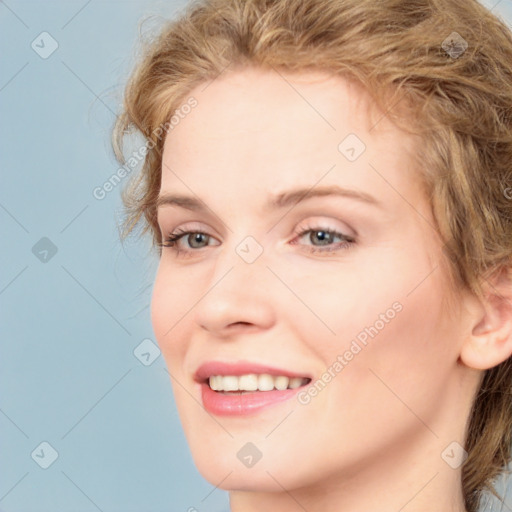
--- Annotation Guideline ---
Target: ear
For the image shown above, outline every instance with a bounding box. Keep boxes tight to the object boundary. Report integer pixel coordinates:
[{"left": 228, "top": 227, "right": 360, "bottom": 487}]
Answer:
[{"left": 459, "top": 268, "right": 512, "bottom": 370}]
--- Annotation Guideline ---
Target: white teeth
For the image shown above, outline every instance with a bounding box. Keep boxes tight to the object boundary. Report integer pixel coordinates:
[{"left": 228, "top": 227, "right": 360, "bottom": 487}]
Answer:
[
  {"left": 208, "top": 374, "right": 308, "bottom": 392},
  {"left": 288, "top": 377, "right": 303, "bottom": 389},
  {"left": 223, "top": 375, "right": 238, "bottom": 391},
  {"left": 258, "top": 374, "right": 274, "bottom": 391},
  {"left": 210, "top": 375, "right": 220, "bottom": 391},
  {"left": 274, "top": 376, "right": 289, "bottom": 390},
  {"left": 239, "top": 374, "right": 258, "bottom": 391}
]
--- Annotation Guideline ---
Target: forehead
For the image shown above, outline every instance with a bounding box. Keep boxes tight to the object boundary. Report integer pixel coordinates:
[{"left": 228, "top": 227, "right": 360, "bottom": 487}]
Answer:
[{"left": 160, "top": 67, "right": 420, "bottom": 206}]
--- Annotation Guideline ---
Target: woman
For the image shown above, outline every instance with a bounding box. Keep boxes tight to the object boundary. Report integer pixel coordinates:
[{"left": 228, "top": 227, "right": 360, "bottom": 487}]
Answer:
[{"left": 112, "top": 0, "right": 512, "bottom": 510}]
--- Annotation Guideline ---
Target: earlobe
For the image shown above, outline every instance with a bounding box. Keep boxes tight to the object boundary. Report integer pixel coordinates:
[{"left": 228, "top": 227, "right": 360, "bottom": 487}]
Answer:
[{"left": 459, "top": 270, "right": 512, "bottom": 371}]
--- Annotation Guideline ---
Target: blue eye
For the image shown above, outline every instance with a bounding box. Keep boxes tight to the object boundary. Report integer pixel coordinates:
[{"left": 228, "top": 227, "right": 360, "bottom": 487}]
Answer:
[
  {"left": 159, "top": 229, "right": 212, "bottom": 255},
  {"left": 292, "top": 226, "right": 355, "bottom": 254},
  {"left": 159, "top": 225, "right": 356, "bottom": 256}
]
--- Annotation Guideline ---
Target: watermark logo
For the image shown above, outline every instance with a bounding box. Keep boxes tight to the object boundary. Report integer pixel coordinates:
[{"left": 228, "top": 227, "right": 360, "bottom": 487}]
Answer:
[
  {"left": 441, "top": 441, "right": 468, "bottom": 469},
  {"left": 237, "top": 442, "right": 263, "bottom": 468},
  {"left": 31, "top": 441, "right": 59, "bottom": 469},
  {"left": 32, "top": 237, "right": 58, "bottom": 263},
  {"left": 133, "top": 338, "right": 161, "bottom": 366},
  {"left": 236, "top": 236, "right": 264, "bottom": 264},
  {"left": 31, "top": 32, "right": 59, "bottom": 59},
  {"left": 338, "top": 133, "right": 366, "bottom": 162},
  {"left": 442, "top": 32, "right": 468, "bottom": 59}
]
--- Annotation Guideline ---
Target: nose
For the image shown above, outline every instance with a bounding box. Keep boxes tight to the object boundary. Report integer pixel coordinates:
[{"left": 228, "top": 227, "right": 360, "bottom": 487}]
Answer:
[{"left": 193, "top": 247, "right": 276, "bottom": 338}]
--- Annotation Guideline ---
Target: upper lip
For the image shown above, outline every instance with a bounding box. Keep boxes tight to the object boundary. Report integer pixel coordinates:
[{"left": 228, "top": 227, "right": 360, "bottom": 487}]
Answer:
[{"left": 194, "top": 361, "right": 313, "bottom": 383}]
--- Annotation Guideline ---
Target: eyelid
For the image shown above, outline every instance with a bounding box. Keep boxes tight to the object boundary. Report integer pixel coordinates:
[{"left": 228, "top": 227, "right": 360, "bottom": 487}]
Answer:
[
  {"left": 159, "top": 220, "right": 218, "bottom": 239},
  {"left": 293, "top": 216, "right": 356, "bottom": 239},
  {"left": 160, "top": 217, "right": 357, "bottom": 256},
  {"left": 159, "top": 216, "right": 354, "bottom": 239}
]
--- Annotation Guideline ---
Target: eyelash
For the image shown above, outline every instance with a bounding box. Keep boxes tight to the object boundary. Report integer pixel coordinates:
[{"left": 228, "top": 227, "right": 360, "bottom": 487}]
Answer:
[{"left": 158, "top": 223, "right": 356, "bottom": 257}]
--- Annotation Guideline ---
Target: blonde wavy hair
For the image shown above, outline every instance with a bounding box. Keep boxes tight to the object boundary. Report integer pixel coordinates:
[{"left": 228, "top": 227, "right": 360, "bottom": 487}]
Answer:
[{"left": 112, "top": 0, "right": 512, "bottom": 510}]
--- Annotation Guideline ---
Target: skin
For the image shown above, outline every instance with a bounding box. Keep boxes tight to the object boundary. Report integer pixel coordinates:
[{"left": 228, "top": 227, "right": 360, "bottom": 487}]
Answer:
[{"left": 151, "top": 66, "right": 512, "bottom": 512}]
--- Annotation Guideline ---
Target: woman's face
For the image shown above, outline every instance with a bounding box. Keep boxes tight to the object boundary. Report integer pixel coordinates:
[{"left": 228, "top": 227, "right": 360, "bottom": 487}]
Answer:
[{"left": 152, "top": 67, "right": 473, "bottom": 496}]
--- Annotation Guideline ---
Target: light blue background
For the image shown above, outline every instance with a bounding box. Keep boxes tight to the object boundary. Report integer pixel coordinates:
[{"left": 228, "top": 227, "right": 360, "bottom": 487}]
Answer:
[{"left": 1, "top": 1, "right": 511, "bottom": 511}]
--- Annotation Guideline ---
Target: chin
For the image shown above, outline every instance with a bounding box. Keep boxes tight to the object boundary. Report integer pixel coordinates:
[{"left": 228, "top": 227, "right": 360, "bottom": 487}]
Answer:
[
  {"left": 188, "top": 436, "right": 319, "bottom": 493},
  {"left": 196, "top": 461, "right": 297, "bottom": 492}
]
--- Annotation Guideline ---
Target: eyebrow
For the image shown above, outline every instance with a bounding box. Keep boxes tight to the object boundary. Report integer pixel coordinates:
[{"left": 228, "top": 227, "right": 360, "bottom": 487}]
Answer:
[{"left": 156, "top": 185, "right": 382, "bottom": 212}]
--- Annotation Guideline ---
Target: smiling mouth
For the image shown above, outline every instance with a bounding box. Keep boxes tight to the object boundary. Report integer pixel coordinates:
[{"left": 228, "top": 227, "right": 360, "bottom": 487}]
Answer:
[{"left": 208, "top": 374, "right": 311, "bottom": 393}]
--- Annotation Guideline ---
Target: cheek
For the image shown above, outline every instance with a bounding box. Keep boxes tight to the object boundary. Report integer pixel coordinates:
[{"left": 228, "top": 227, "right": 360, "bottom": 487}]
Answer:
[
  {"left": 283, "top": 249, "right": 418, "bottom": 358},
  {"left": 319, "top": 279, "right": 457, "bottom": 444},
  {"left": 150, "top": 262, "right": 193, "bottom": 367},
  {"left": 293, "top": 246, "right": 458, "bottom": 418}
]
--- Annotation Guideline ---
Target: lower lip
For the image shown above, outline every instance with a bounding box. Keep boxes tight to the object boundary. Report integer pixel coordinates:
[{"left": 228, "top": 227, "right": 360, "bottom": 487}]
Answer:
[{"left": 200, "top": 382, "right": 304, "bottom": 416}]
